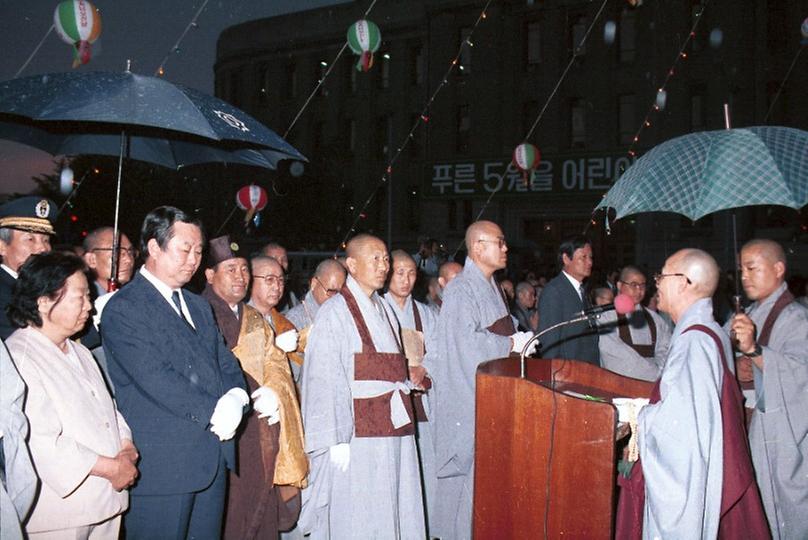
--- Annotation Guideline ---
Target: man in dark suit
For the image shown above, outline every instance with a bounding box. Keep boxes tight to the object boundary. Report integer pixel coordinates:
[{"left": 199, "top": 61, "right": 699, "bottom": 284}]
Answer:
[
  {"left": 0, "top": 196, "right": 55, "bottom": 339},
  {"left": 101, "top": 206, "right": 248, "bottom": 539},
  {"left": 537, "top": 235, "right": 600, "bottom": 365}
]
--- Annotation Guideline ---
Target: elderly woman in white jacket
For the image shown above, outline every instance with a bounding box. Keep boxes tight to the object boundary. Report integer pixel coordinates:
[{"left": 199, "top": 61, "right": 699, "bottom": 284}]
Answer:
[{"left": 5, "top": 252, "right": 138, "bottom": 539}]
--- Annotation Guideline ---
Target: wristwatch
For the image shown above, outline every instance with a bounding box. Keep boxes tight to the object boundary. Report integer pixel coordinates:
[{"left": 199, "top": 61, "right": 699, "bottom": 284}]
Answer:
[{"left": 744, "top": 344, "right": 762, "bottom": 358}]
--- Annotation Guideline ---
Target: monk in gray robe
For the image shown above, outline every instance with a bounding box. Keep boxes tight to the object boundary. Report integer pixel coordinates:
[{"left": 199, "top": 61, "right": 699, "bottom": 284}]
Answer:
[
  {"left": 299, "top": 234, "right": 425, "bottom": 539},
  {"left": 599, "top": 266, "right": 671, "bottom": 381},
  {"left": 729, "top": 239, "right": 808, "bottom": 539},
  {"left": 617, "top": 249, "right": 768, "bottom": 539},
  {"left": 424, "top": 221, "right": 536, "bottom": 539},
  {"left": 381, "top": 249, "right": 438, "bottom": 535}
]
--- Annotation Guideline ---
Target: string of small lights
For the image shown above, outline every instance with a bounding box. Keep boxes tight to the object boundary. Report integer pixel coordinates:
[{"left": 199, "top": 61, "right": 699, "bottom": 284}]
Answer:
[
  {"left": 624, "top": 0, "right": 711, "bottom": 160},
  {"left": 335, "top": 0, "right": 496, "bottom": 256},
  {"left": 763, "top": 46, "right": 805, "bottom": 123},
  {"left": 284, "top": 0, "right": 381, "bottom": 139},
  {"left": 155, "top": 0, "right": 211, "bottom": 77}
]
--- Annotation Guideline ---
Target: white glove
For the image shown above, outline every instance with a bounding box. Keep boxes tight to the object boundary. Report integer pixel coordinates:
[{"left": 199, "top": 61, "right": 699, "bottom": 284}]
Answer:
[
  {"left": 92, "top": 290, "right": 117, "bottom": 330},
  {"left": 511, "top": 331, "right": 538, "bottom": 355},
  {"left": 275, "top": 329, "right": 299, "bottom": 353},
  {"left": 209, "top": 388, "right": 249, "bottom": 441},
  {"left": 329, "top": 443, "right": 350, "bottom": 472},
  {"left": 251, "top": 387, "right": 280, "bottom": 426}
]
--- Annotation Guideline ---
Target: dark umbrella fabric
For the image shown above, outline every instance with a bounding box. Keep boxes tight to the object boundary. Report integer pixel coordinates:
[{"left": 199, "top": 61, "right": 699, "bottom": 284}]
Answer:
[{"left": 0, "top": 71, "right": 306, "bottom": 164}]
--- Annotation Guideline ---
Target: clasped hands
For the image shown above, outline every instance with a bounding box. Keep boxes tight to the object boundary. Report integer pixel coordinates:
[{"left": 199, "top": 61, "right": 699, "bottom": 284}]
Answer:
[
  {"left": 511, "top": 331, "right": 538, "bottom": 356},
  {"left": 93, "top": 438, "right": 139, "bottom": 491}
]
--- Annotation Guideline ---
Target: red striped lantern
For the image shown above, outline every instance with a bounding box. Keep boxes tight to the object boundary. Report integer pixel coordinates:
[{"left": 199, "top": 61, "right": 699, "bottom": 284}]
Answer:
[
  {"left": 512, "top": 143, "right": 541, "bottom": 184},
  {"left": 236, "top": 184, "right": 268, "bottom": 224}
]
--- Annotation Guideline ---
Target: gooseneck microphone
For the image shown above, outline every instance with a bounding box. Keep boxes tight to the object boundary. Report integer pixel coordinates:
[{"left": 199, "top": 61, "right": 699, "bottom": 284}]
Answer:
[{"left": 519, "top": 293, "right": 635, "bottom": 378}]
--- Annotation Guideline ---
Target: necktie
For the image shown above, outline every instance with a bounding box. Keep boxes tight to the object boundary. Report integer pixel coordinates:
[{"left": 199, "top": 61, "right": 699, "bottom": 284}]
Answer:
[
  {"left": 171, "top": 290, "right": 191, "bottom": 326},
  {"left": 579, "top": 284, "right": 589, "bottom": 307}
]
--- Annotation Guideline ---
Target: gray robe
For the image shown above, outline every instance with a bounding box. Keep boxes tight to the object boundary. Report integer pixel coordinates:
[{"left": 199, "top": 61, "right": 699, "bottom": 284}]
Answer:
[
  {"left": 382, "top": 293, "right": 438, "bottom": 535},
  {"left": 730, "top": 282, "right": 808, "bottom": 539},
  {"left": 638, "top": 298, "right": 725, "bottom": 539},
  {"left": 423, "top": 258, "right": 512, "bottom": 540},
  {"left": 299, "top": 275, "right": 425, "bottom": 539},
  {"left": 598, "top": 306, "right": 671, "bottom": 382},
  {"left": 0, "top": 340, "right": 37, "bottom": 540},
  {"left": 285, "top": 291, "right": 320, "bottom": 383}
]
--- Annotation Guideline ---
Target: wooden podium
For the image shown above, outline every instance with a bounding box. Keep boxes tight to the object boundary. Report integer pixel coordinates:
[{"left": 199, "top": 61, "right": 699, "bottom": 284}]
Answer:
[{"left": 473, "top": 357, "right": 653, "bottom": 539}]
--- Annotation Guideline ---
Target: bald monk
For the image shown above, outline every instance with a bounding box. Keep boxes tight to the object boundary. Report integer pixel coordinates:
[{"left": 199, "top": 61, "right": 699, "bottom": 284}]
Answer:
[
  {"left": 426, "top": 261, "right": 462, "bottom": 313},
  {"left": 299, "top": 234, "right": 425, "bottom": 538},
  {"left": 425, "top": 220, "right": 536, "bottom": 539},
  {"left": 617, "top": 249, "right": 768, "bottom": 539},
  {"left": 729, "top": 239, "right": 808, "bottom": 539}
]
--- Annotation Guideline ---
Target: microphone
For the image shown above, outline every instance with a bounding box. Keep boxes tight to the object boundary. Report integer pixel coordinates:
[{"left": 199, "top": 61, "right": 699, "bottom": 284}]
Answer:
[
  {"left": 518, "top": 293, "right": 634, "bottom": 378},
  {"left": 578, "top": 293, "right": 635, "bottom": 318}
]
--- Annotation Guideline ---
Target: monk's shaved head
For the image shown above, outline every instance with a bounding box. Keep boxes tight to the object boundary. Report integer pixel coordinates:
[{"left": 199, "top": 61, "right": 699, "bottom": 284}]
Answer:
[
  {"left": 620, "top": 265, "right": 644, "bottom": 282},
  {"left": 314, "top": 258, "right": 346, "bottom": 280},
  {"left": 741, "top": 239, "right": 786, "bottom": 266},
  {"left": 391, "top": 249, "right": 415, "bottom": 266},
  {"left": 671, "top": 248, "right": 720, "bottom": 297},
  {"left": 346, "top": 234, "right": 383, "bottom": 259},
  {"left": 465, "top": 220, "right": 498, "bottom": 249},
  {"left": 439, "top": 261, "right": 462, "bottom": 280}
]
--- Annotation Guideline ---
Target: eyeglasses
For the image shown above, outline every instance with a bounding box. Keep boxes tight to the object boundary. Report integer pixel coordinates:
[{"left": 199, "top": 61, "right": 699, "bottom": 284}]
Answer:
[
  {"left": 253, "top": 274, "right": 286, "bottom": 286},
  {"left": 620, "top": 280, "right": 647, "bottom": 290},
  {"left": 314, "top": 276, "right": 340, "bottom": 297},
  {"left": 477, "top": 237, "right": 507, "bottom": 249},
  {"left": 92, "top": 247, "right": 136, "bottom": 257},
  {"left": 653, "top": 272, "right": 692, "bottom": 285}
]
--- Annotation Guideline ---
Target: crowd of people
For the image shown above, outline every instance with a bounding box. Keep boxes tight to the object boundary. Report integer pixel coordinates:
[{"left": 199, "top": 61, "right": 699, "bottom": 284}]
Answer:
[{"left": 0, "top": 194, "right": 806, "bottom": 540}]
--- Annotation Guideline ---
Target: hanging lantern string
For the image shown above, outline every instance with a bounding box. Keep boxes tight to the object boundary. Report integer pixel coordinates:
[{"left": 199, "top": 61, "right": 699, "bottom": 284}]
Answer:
[
  {"left": 764, "top": 45, "right": 805, "bottom": 123},
  {"left": 14, "top": 24, "right": 55, "bottom": 79},
  {"left": 285, "top": 0, "right": 381, "bottom": 139},
  {"left": 463, "top": 0, "right": 609, "bottom": 255},
  {"left": 56, "top": 168, "right": 93, "bottom": 218},
  {"left": 335, "top": 0, "right": 495, "bottom": 256},
  {"left": 625, "top": 0, "right": 711, "bottom": 158},
  {"left": 154, "top": 0, "right": 211, "bottom": 76}
]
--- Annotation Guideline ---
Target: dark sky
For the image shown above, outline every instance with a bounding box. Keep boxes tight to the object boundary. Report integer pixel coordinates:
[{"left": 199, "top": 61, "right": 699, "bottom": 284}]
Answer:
[{"left": 0, "top": 0, "right": 347, "bottom": 193}]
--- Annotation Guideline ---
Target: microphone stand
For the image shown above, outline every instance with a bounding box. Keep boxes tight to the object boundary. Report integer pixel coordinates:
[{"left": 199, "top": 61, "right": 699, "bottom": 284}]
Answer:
[{"left": 520, "top": 313, "right": 602, "bottom": 378}]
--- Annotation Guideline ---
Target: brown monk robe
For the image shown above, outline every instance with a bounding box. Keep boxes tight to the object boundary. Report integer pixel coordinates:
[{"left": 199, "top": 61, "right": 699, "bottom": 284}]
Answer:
[
  {"left": 203, "top": 286, "right": 307, "bottom": 539},
  {"left": 202, "top": 237, "right": 307, "bottom": 537},
  {"left": 269, "top": 307, "right": 306, "bottom": 371}
]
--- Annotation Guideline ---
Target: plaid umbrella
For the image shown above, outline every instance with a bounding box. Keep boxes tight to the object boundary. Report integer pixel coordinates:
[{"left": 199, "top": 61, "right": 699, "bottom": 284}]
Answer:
[{"left": 596, "top": 126, "right": 808, "bottom": 220}]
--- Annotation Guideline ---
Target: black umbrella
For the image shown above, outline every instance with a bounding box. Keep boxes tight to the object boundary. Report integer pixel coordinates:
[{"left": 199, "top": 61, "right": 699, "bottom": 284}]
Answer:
[{"left": 0, "top": 68, "right": 306, "bottom": 290}]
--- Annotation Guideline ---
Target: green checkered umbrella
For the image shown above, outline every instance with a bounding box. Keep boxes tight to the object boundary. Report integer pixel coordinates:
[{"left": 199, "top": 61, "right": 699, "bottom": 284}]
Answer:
[{"left": 596, "top": 126, "right": 808, "bottom": 220}]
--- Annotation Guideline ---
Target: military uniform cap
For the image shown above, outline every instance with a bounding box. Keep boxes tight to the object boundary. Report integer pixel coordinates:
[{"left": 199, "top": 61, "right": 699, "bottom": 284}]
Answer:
[
  {"left": 207, "top": 235, "right": 243, "bottom": 268},
  {"left": 0, "top": 196, "right": 57, "bottom": 235}
]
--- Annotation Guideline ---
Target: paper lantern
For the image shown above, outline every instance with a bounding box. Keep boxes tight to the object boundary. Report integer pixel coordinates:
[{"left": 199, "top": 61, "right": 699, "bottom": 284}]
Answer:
[
  {"left": 54, "top": 0, "right": 102, "bottom": 68},
  {"left": 347, "top": 20, "right": 381, "bottom": 72},
  {"left": 512, "top": 143, "right": 541, "bottom": 184},
  {"left": 236, "top": 184, "right": 268, "bottom": 224}
]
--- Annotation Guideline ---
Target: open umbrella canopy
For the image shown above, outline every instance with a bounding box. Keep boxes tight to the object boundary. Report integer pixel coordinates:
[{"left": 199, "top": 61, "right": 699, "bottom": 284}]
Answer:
[
  {"left": 0, "top": 70, "right": 306, "bottom": 164},
  {"left": 596, "top": 126, "right": 808, "bottom": 221}
]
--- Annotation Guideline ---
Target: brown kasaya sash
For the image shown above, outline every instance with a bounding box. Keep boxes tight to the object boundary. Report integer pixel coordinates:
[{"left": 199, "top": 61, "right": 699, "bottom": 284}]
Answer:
[
  {"left": 618, "top": 308, "right": 657, "bottom": 359},
  {"left": 615, "top": 325, "right": 770, "bottom": 540},
  {"left": 488, "top": 281, "right": 516, "bottom": 337},
  {"left": 341, "top": 285, "right": 415, "bottom": 438},
  {"left": 739, "top": 288, "right": 794, "bottom": 391},
  {"left": 411, "top": 301, "right": 431, "bottom": 422}
]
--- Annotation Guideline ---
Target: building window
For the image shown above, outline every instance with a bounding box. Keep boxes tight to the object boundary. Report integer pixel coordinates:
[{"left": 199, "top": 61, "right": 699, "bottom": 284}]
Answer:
[
  {"left": 570, "top": 99, "right": 586, "bottom": 148},
  {"left": 690, "top": 93, "right": 704, "bottom": 132},
  {"left": 257, "top": 65, "right": 269, "bottom": 103},
  {"left": 458, "top": 27, "right": 472, "bottom": 75},
  {"left": 228, "top": 69, "right": 242, "bottom": 107},
  {"left": 344, "top": 57, "right": 358, "bottom": 94},
  {"left": 317, "top": 60, "right": 329, "bottom": 97},
  {"left": 410, "top": 45, "right": 424, "bottom": 86},
  {"left": 619, "top": 10, "right": 636, "bottom": 62},
  {"left": 456, "top": 104, "right": 471, "bottom": 153},
  {"left": 618, "top": 94, "right": 635, "bottom": 145},
  {"left": 571, "top": 16, "right": 587, "bottom": 56},
  {"left": 526, "top": 21, "right": 542, "bottom": 67},
  {"left": 522, "top": 100, "right": 538, "bottom": 139},
  {"left": 284, "top": 63, "right": 297, "bottom": 99},
  {"left": 376, "top": 115, "right": 393, "bottom": 158},
  {"left": 378, "top": 52, "right": 391, "bottom": 89}
]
